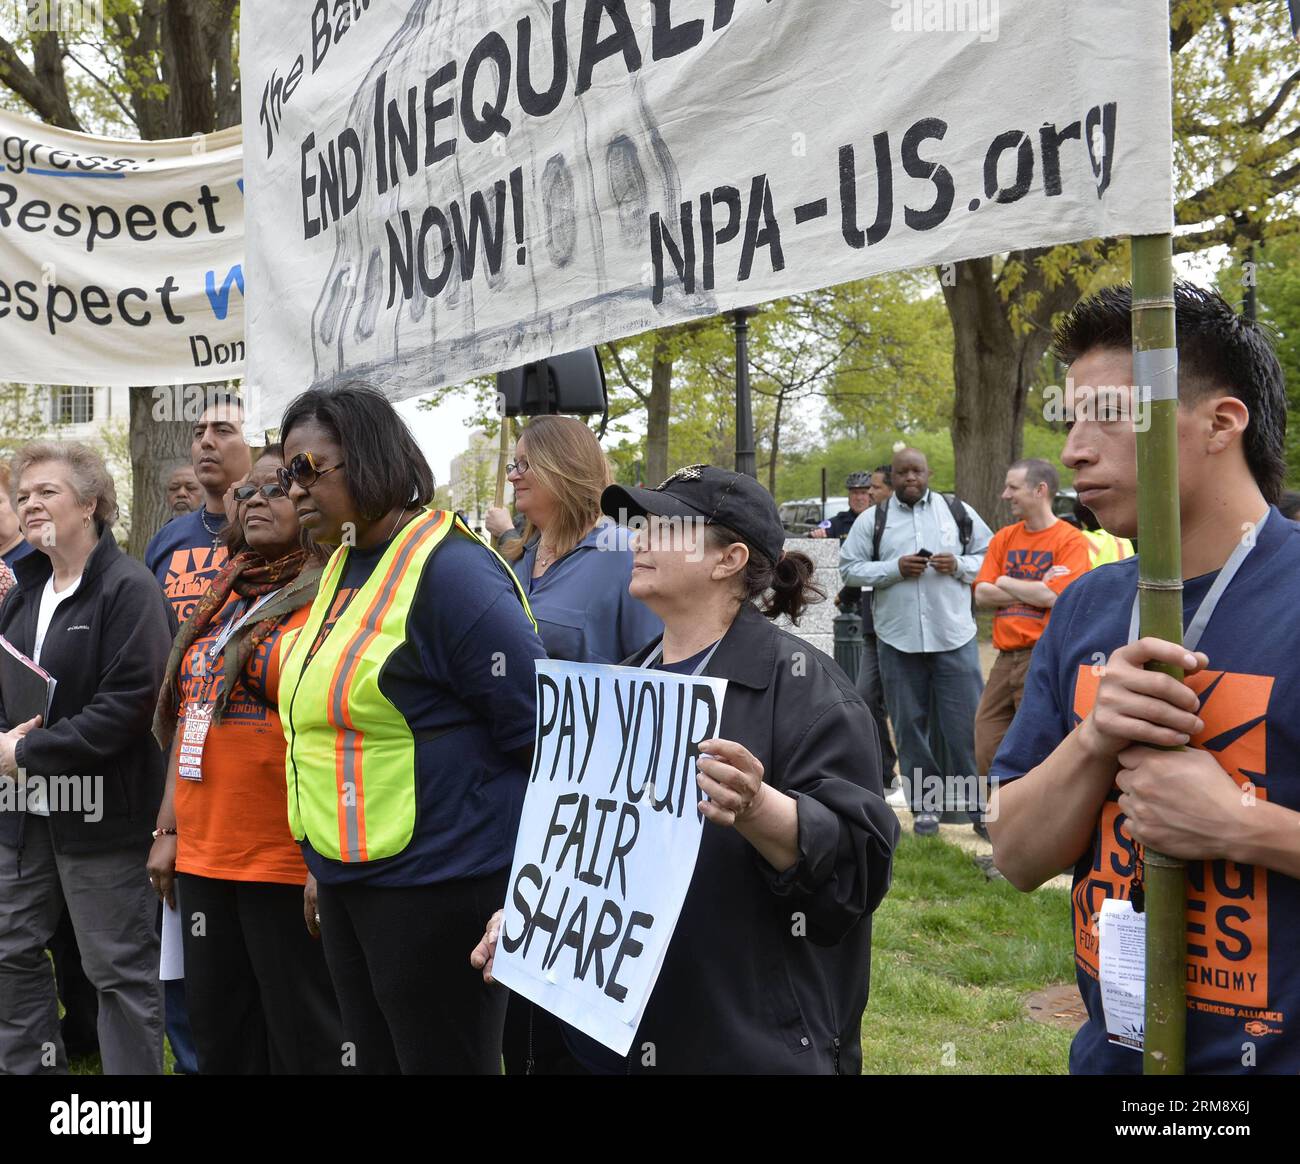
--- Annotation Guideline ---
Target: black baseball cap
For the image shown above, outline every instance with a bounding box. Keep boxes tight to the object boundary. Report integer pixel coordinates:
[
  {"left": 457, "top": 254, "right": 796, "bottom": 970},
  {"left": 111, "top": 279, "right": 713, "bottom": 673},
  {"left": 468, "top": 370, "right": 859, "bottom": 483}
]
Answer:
[{"left": 601, "top": 465, "right": 787, "bottom": 564}]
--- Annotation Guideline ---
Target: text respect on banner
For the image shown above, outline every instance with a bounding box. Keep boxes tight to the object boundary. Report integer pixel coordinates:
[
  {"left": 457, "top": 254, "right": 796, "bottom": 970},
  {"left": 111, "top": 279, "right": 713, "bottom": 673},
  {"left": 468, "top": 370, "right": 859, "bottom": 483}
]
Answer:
[
  {"left": 491, "top": 659, "right": 727, "bottom": 1056},
  {"left": 0, "top": 110, "right": 244, "bottom": 386},
  {"left": 240, "top": 0, "right": 1174, "bottom": 427}
]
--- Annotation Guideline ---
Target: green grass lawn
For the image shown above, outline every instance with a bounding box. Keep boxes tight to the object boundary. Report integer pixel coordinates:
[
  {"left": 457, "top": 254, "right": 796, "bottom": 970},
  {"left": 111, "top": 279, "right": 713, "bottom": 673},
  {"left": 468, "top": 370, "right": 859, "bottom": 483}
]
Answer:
[
  {"left": 861, "top": 833, "right": 1077, "bottom": 1074},
  {"left": 64, "top": 833, "right": 1075, "bottom": 1076}
]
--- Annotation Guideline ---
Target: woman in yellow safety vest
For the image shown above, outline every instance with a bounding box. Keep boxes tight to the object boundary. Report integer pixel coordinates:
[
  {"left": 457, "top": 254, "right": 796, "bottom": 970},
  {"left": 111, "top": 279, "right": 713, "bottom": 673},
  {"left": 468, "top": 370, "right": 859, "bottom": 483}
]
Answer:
[
  {"left": 1073, "top": 499, "right": 1134, "bottom": 566},
  {"left": 276, "top": 384, "right": 546, "bottom": 1075}
]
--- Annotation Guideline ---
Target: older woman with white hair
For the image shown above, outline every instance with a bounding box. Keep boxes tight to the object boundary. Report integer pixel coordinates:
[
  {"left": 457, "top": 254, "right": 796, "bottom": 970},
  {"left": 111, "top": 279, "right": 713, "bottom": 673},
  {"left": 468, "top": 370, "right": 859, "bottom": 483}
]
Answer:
[{"left": 0, "top": 441, "right": 173, "bottom": 1074}]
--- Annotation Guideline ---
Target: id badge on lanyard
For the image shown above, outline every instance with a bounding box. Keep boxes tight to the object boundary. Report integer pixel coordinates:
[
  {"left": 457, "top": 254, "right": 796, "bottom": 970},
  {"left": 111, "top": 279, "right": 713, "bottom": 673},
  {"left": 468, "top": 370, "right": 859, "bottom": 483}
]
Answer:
[
  {"left": 177, "top": 591, "right": 280, "bottom": 782},
  {"left": 178, "top": 701, "right": 213, "bottom": 782}
]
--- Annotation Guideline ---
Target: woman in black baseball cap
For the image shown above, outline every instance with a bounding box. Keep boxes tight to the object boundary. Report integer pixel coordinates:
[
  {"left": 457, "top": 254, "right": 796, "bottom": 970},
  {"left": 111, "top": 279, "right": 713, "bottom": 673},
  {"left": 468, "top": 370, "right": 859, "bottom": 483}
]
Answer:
[{"left": 473, "top": 465, "right": 898, "bottom": 1074}]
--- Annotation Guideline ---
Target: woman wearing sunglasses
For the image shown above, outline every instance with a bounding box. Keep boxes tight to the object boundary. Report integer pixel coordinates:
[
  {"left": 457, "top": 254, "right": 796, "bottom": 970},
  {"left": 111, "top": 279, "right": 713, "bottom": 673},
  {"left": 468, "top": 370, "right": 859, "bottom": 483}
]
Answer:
[
  {"left": 148, "top": 447, "right": 343, "bottom": 1073},
  {"left": 276, "top": 385, "right": 546, "bottom": 1074}
]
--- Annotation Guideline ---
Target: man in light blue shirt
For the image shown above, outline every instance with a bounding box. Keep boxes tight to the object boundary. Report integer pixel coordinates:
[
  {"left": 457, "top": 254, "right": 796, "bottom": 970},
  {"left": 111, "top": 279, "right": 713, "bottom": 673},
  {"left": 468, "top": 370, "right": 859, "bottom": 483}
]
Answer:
[{"left": 840, "top": 448, "right": 992, "bottom": 835}]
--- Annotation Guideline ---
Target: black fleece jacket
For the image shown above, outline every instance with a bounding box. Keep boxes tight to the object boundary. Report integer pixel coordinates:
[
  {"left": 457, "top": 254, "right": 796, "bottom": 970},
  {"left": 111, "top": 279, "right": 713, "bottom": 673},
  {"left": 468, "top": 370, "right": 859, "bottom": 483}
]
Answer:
[{"left": 0, "top": 525, "right": 173, "bottom": 855}]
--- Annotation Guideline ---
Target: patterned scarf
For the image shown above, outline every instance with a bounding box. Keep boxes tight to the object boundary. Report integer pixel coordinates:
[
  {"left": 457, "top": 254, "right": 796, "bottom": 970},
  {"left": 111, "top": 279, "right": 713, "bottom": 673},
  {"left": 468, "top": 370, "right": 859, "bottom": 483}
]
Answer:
[{"left": 153, "top": 548, "right": 320, "bottom": 751}]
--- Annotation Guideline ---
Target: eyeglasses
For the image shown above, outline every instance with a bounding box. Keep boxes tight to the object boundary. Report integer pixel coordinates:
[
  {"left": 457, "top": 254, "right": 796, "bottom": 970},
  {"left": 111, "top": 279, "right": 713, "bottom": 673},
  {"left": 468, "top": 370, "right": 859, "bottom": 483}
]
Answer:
[
  {"left": 277, "top": 451, "right": 342, "bottom": 492},
  {"left": 233, "top": 482, "right": 289, "bottom": 503},
  {"left": 506, "top": 459, "right": 530, "bottom": 476}
]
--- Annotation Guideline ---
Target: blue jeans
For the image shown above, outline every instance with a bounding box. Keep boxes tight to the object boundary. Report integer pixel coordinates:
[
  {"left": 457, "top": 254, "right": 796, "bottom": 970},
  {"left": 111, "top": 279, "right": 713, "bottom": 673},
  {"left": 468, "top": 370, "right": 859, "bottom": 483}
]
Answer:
[
  {"left": 165, "top": 975, "right": 199, "bottom": 1075},
  {"left": 877, "top": 636, "right": 985, "bottom": 815}
]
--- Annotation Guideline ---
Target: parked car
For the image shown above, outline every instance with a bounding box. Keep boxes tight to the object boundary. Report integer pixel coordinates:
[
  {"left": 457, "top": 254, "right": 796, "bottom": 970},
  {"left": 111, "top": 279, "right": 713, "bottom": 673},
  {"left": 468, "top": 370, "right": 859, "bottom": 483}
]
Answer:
[
  {"left": 1053, "top": 487, "right": 1078, "bottom": 520},
  {"left": 779, "top": 496, "right": 849, "bottom": 536}
]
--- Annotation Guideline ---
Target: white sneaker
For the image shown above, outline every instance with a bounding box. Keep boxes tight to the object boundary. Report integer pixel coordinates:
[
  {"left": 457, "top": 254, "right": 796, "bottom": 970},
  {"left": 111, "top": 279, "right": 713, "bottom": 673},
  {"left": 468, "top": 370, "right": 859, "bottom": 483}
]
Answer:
[{"left": 886, "top": 785, "right": 907, "bottom": 808}]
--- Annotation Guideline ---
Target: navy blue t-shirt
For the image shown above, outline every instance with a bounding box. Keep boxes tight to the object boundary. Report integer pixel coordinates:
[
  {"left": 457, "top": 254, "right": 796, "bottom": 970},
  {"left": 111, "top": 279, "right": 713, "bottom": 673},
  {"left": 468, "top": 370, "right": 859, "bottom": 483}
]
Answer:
[
  {"left": 299, "top": 529, "right": 546, "bottom": 887},
  {"left": 991, "top": 507, "right": 1300, "bottom": 1074},
  {"left": 144, "top": 507, "right": 228, "bottom": 623},
  {"left": 1, "top": 540, "right": 34, "bottom": 571}
]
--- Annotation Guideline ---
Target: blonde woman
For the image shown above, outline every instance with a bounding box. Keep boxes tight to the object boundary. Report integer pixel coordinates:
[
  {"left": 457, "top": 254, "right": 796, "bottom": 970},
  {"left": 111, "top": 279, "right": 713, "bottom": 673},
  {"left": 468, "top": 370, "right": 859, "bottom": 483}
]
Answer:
[
  {"left": 487, "top": 416, "right": 661, "bottom": 666},
  {"left": 485, "top": 416, "right": 660, "bottom": 1073}
]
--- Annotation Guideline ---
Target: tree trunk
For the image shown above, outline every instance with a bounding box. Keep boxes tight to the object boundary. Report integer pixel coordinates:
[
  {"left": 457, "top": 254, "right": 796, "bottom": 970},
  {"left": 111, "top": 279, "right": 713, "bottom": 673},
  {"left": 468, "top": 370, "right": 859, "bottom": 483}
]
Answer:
[
  {"left": 646, "top": 336, "right": 672, "bottom": 486},
  {"left": 164, "top": 0, "right": 217, "bottom": 134},
  {"left": 768, "top": 389, "right": 785, "bottom": 497},
  {"left": 31, "top": 31, "right": 81, "bottom": 129},
  {"left": 128, "top": 386, "right": 194, "bottom": 558},
  {"left": 942, "top": 256, "right": 1079, "bottom": 529},
  {"left": 121, "top": 3, "right": 239, "bottom": 557}
]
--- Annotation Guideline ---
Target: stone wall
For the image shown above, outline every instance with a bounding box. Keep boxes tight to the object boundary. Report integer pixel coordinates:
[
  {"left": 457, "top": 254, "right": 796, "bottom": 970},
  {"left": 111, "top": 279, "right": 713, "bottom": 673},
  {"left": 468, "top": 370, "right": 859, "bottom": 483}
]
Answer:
[{"left": 768, "top": 536, "right": 841, "bottom": 660}]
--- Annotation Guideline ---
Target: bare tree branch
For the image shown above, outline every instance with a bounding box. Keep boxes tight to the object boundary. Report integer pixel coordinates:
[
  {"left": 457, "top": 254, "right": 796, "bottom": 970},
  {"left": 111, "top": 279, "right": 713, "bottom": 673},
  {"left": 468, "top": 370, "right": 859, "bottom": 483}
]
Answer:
[
  {"left": 603, "top": 343, "right": 649, "bottom": 404},
  {"left": 63, "top": 50, "right": 138, "bottom": 127},
  {"left": 0, "top": 32, "right": 82, "bottom": 129}
]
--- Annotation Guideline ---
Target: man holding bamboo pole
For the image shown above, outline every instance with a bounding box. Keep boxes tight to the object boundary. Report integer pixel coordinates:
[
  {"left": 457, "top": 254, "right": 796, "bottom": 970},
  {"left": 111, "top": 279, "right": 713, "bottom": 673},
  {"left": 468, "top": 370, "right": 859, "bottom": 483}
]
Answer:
[{"left": 987, "top": 282, "right": 1300, "bottom": 1075}]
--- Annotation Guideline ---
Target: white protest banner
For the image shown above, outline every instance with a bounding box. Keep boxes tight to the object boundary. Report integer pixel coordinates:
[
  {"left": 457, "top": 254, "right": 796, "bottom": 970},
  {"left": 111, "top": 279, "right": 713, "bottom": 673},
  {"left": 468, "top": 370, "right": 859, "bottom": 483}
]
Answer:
[
  {"left": 0, "top": 109, "right": 244, "bottom": 386},
  {"left": 240, "top": 0, "right": 1173, "bottom": 426},
  {"left": 492, "top": 658, "right": 727, "bottom": 1055}
]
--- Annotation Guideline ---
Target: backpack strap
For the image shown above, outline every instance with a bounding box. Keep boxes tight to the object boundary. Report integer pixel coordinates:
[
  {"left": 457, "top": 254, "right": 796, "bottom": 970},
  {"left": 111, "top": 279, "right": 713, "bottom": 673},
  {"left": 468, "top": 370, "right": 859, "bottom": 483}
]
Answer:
[
  {"left": 946, "top": 493, "right": 973, "bottom": 555},
  {"left": 871, "top": 497, "right": 889, "bottom": 561},
  {"left": 872, "top": 493, "right": 973, "bottom": 557}
]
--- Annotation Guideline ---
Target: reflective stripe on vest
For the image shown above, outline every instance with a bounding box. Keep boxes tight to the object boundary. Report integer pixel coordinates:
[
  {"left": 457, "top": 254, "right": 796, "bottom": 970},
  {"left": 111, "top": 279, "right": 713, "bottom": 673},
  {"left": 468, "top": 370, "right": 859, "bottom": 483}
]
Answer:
[
  {"left": 278, "top": 509, "right": 536, "bottom": 863},
  {"left": 1082, "top": 528, "right": 1133, "bottom": 567}
]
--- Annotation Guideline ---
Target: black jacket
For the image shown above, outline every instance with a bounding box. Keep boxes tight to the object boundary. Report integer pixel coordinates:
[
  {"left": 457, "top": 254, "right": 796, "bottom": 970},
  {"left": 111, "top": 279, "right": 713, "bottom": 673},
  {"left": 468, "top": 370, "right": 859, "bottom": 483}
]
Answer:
[
  {"left": 0, "top": 525, "right": 174, "bottom": 856},
  {"left": 619, "top": 603, "right": 898, "bottom": 1073},
  {"left": 827, "top": 508, "right": 866, "bottom": 618}
]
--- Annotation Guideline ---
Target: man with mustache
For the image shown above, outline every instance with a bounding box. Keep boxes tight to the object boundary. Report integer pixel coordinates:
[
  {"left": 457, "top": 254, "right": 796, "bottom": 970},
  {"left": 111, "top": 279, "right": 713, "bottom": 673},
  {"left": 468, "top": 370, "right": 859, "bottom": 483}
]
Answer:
[
  {"left": 143, "top": 389, "right": 252, "bottom": 1075},
  {"left": 145, "top": 394, "right": 253, "bottom": 623},
  {"left": 164, "top": 462, "right": 202, "bottom": 518}
]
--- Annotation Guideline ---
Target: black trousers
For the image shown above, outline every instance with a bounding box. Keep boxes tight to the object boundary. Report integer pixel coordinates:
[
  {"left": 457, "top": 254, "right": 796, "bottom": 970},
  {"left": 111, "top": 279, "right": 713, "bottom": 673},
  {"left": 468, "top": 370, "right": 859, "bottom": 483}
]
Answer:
[
  {"left": 502, "top": 995, "right": 576, "bottom": 1075},
  {"left": 316, "top": 868, "right": 509, "bottom": 1075},
  {"left": 176, "top": 873, "right": 343, "bottom": 1074}
]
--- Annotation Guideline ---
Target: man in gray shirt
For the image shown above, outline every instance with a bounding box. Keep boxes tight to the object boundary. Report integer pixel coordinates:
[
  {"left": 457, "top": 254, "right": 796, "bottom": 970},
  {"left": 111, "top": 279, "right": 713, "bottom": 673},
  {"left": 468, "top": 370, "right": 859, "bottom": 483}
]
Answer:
[{"left": 840, "top": 448, "right": 992, "bottom": 835}]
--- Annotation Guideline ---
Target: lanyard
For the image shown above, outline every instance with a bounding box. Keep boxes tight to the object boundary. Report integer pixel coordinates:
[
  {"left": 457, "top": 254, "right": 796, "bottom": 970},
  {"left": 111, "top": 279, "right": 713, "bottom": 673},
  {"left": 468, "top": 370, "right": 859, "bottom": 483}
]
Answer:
[
  {"left": 206, "top": 589, "right": 282, "bottom": 662},
  {"left": 640, "top": 639, "right": 722, "bottom": 676},
  {"left": 1126, "top": 510, "right": 1269, "bottom": 651}
]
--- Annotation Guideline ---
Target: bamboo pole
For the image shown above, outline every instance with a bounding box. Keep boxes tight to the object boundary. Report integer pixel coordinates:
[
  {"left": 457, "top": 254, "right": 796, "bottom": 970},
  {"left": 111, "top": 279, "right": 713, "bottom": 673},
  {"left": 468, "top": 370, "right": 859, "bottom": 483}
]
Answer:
[
  {"left": 494, "top": 417, "right": 512, "bottom": 509},
  {"left": 1131, "top": 233, "right": 1186, "bottom": 1075}
]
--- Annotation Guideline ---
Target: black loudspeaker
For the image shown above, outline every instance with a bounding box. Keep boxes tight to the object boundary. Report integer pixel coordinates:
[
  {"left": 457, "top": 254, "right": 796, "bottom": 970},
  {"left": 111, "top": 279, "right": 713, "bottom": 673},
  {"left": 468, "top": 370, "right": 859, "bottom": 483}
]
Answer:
[{"left": 496, "top": 348, "right": 608, "bottom": 417}]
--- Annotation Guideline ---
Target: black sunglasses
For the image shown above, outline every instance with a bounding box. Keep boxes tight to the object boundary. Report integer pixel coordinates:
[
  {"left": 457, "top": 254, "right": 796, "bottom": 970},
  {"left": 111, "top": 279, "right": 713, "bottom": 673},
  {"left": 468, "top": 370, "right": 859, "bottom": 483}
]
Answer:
[
  {"left": 277, "top": 451, "right": 342, "bottom": 492},
  {"left": 233, "top": 482, "right": 290, "bottom": 503}
]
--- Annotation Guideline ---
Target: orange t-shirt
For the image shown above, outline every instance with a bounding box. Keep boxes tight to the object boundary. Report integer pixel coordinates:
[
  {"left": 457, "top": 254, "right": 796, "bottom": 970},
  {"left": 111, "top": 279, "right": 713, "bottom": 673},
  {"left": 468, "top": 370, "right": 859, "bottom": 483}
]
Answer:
[
  {"left": 975, "top": 519, "right": 1092, "bottom": 652},
  {"left": 174, "top": 598, "right": 311, "bottom": 885}
]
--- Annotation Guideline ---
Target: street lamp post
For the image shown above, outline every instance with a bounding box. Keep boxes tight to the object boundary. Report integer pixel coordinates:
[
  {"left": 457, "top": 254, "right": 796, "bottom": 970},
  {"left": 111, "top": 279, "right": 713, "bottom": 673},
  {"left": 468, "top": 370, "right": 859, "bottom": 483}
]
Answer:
[{"left": 732, "top": 307, "right": 758, "bottom": 479}]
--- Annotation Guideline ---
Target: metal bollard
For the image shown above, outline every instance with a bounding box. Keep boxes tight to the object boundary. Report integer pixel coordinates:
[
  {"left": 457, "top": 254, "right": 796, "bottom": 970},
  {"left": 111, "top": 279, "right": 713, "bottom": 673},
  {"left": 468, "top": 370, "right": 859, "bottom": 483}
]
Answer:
[{"left": 833, "top": 607, "right": 864, "bottom": 683}]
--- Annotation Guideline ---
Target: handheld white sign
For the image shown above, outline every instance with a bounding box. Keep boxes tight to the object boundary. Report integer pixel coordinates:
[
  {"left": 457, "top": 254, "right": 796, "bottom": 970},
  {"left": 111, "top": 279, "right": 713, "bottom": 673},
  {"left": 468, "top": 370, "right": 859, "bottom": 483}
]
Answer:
[{"left": 492, "top": 658, "right": 727, "bottom": 1056}]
